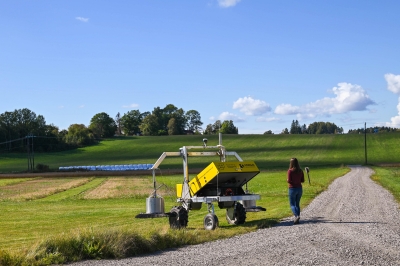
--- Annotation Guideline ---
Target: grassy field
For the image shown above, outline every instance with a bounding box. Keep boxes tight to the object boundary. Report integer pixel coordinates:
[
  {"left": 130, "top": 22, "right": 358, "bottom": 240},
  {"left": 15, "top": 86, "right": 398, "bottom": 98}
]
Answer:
[
  {"left": 0, "top": 133, "right": 399, "bottom": 265},
  {"left": 1, "top": 133, "right": 399, "bottom": 173}
]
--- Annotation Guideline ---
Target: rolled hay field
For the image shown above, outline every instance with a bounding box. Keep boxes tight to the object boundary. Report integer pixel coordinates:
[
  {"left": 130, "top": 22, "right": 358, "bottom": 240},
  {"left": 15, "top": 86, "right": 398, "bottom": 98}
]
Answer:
[{"left": 0, "top": 134, "right": 399, "bottom": 264}]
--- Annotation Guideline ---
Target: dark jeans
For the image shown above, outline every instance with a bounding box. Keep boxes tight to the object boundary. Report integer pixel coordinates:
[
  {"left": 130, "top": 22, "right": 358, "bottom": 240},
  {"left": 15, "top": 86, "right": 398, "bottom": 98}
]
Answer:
[{"left": 289, "top": 187, "right": 303, "bottom": 217}]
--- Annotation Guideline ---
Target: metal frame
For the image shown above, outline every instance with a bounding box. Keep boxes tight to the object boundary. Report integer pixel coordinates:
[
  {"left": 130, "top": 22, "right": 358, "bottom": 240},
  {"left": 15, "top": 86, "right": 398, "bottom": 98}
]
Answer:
[{"left": 150, "top": 135, "right": 258, "bottom": 210}]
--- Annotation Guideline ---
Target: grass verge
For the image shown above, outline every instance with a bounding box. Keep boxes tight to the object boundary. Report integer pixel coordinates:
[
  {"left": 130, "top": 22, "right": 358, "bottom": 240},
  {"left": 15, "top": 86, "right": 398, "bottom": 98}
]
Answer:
[{"left": 370, "top": 166, "right": 400, "bottom": 204}]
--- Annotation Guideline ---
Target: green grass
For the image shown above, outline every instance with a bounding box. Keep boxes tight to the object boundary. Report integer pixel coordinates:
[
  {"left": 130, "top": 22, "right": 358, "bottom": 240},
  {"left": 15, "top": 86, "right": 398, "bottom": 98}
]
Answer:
[
  {"left": 1, "top": 133, "right": 399, "bottom": 173},
  {"left": 37, "top": 177, "right": 107, "bottom": 201},
  {"left": 370, "top": 166, "right": 400, "bottom": 203},
  {"left": 0, "top": 178, "right": 36, "bottom": 186},
  {"left": 0, "top": 134, "right": 399, "bottom": 265},
  {"left": 0, "top": 167, "right": 350, "bottom": 261}
]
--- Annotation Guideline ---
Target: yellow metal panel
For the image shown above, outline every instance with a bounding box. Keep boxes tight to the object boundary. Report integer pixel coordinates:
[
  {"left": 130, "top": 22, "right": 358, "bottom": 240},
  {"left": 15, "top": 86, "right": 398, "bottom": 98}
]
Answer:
[
  {"left": 176, "top": 184, "right": 183, "bottom": 198},
  {"left": 189, "top": 162, "right": 219, "bottom": 196},
  {"left": 186, "top": 161, "right": 259, "bottom": 196},
  {"left": 212, "top": 161, "right": 259, "bottom": 173}
]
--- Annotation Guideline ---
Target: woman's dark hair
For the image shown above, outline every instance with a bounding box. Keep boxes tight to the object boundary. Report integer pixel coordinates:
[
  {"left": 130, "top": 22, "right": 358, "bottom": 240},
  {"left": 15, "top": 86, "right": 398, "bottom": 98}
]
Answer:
[{"left": 289, "top": 158, "right": 302, "bottom": 173}]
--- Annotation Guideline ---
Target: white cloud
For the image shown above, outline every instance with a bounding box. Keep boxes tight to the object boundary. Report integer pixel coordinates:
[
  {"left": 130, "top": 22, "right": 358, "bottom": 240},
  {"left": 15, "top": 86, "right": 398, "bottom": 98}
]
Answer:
[
  {"left": 218, "top": 0, "right": 241, "bottom": 8},
  {"left": 75, "top": 17, "right": 89, "bottom": 22},
  {"left": 274, "top": 82, "right": 375, "bottom": 116},
  {"left": 256, "top": 117, "right": 281, "bottom": 122},
  {"left": 384, "top": 74, "right": 400, "bottom": 127},
  {"left": 386, "top": 97, "right": 400, "bottom": 127},
  {"left": 385, "top": 73, "right": 400, "bottom": 94},
  {"left": 233, "top": 96, "right": 271, "bottom": 116},
  {"left": 122, "top": 103, "right": 140, "bottom": 108},
  {"left": 218, "top": 112, "right": 245, "bottom": 122},
  {"left": 79, "top": 105, "right": 85, "bottom": 108},
  {"left": 275, "top": 103, "right": 300, "bottom": 115}
]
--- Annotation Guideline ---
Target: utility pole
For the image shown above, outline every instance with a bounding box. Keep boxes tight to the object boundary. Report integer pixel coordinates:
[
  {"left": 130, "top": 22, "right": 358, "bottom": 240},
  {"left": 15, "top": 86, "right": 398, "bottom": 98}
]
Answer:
[
  {"left": 27, "top": 136, "right": 30, "bottom": 171},
  {"left": 31, "top": 134, "right": 34, "bottom": 170},
  {"left": 26, "top": 134, "right": 35, "bottom": 172},
  {"left": 364, "top": 122, "right": 367, "bottom": 165}
]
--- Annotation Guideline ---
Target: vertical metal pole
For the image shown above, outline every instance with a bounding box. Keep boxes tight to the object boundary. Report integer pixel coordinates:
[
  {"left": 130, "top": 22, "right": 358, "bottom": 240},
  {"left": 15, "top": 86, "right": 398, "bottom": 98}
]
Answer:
[
  {"left": 31, "top": 135, "right": 34, "bottom": 170},
  {"left": 152, "top": 169, "right": 156, "bottom": 198},
  {"left": 27, "top": 136, "right": 30, "bottom": 171},
  {"left": 181, "top": 146, "right": 190, "bottom": 201},
  {"left": 364, "top": 122, "right": 367, "bottom": 165},
  {"left": 218, "top": 133, "right": 226, "bottom": 162}
]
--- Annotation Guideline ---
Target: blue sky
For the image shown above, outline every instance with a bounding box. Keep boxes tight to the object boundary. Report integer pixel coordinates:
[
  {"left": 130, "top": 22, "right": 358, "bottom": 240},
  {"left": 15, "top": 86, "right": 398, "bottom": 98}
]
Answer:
[{"left": 1, "top": 0, "right": 400, "bottom": 134}]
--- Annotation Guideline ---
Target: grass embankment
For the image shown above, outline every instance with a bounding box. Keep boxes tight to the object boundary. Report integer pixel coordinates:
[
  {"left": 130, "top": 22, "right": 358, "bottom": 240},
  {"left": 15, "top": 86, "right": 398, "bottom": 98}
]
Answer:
[{"left": 0, "top": 134, "right": 399, "bottom": 265}]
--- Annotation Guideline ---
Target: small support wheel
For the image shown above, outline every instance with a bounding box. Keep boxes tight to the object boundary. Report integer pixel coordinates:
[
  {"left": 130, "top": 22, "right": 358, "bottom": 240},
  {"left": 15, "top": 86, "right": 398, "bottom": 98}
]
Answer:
[
  {"left": 203, "top": 213, "right": 219, "bottom": 230},
  {"left": 226, "top": 202, "right": 246, "bottom": 225},
  {"left": 169, "top": 206, "right": 188, "bottom": 229}
]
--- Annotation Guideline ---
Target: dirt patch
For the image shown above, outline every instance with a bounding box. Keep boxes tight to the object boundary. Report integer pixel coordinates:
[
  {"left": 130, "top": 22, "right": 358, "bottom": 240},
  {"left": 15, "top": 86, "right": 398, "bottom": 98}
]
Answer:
[
  {"left": 0, "top": 177, "right": 91, "bottom": 201},
  {"left": 83, "top": 177, "right": 153, "bottom": 199}
]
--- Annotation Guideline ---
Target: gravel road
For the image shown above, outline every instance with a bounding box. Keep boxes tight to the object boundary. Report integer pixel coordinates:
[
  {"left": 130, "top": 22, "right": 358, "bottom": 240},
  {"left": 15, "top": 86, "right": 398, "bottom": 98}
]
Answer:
[{"left": 72, "top": 166, "right": 400, "bottom": 265}]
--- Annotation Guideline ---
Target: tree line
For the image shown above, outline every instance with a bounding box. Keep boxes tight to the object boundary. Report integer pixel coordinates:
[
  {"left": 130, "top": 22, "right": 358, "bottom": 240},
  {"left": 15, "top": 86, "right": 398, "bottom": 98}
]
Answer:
[
  {"left": 0, "top": 105, "right": 238, "bottom": 153},
  {"left": 264, "top": 120, "right": 399, "bottom": 135},
  {"left": 2, "top": 108, "right": 398, "bottom": 153},
  {"left": 348, "top": 126, "right": 398, "bottom": 134},
  {"left": 263, "top": 120, "right": 344, "bottom": 134}
]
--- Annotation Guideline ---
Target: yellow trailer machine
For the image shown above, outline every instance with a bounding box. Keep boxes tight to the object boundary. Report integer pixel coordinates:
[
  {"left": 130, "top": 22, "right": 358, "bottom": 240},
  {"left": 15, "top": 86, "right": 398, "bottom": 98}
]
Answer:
[{"left": 136, "top": 136, "right": 265, "bottom": 230}]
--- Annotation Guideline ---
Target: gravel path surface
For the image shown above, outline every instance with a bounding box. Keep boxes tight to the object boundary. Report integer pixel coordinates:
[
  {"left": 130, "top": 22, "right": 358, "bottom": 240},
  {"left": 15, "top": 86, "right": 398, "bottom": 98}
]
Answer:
[{"left": 72, "top": 166, "right": 400, "bottom": 265}]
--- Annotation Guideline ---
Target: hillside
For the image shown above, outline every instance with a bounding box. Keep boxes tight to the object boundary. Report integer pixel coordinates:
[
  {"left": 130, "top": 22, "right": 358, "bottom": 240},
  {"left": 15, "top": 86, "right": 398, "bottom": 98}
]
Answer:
[{"left": 0, "top": 133, "right": 399, "bottom": 173}]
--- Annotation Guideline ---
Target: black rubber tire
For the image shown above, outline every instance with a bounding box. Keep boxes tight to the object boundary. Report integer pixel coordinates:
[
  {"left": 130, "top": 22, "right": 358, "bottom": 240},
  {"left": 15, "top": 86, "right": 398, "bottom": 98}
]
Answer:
[
  {"left": 203, "top": 213, "right": 219, "bottom": 230},
  {"left": 226, "top": 202, "right": 246, "bottom": 225},
  {"left": 169, "top": 206, "right": 188, "bottom": 229}
]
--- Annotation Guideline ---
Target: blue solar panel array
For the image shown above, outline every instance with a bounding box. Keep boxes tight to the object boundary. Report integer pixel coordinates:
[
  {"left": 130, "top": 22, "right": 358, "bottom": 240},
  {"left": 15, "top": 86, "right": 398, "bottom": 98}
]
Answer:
[{"left": 59, "top": 164, "right": 154, "bottom": 171}]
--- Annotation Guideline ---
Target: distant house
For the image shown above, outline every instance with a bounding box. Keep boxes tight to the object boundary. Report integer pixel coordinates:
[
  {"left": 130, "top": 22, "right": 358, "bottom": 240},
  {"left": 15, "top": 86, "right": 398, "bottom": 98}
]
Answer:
[{"left": 184, "top": 130, "right": 194, "bottom": 135}]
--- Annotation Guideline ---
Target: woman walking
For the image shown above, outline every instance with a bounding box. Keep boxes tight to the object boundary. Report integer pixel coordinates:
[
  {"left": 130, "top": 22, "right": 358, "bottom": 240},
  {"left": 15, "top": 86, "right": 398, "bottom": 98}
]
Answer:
[{"left": 287, "top": 158, "right": 305, "bottom": 225}]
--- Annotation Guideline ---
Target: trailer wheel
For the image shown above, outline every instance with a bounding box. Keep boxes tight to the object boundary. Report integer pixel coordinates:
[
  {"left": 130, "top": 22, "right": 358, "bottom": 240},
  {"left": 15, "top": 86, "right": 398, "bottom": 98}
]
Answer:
[
  {"left": 226, "top": 202, "right": 246, "bottom": 225},
  {"left": 169, "top": 206, "right": 188, "bottom": 229},
  {"left": 203, "top": 213, "right": 219, "bottom": 230}
]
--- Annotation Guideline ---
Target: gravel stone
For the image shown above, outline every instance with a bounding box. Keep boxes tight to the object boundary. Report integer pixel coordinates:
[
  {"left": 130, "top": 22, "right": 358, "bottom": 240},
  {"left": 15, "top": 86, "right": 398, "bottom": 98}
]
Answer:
[{"left": 71, "top": 166, "right": 400, "bottom": 265}]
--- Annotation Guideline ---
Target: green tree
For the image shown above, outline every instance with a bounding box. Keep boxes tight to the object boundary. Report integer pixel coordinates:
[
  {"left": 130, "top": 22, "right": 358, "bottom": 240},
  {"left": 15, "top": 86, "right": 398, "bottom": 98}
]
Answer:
[
  {"left": 185, "top": 110, "right": 203, "bottom": 132},
  {"left": 220, "top": 120, "right": 238, "bottom": 134},
  {"left": 204, "top": 121, "right": 220, "bottom": 135},
  {"left": 64, "top": 124, "right": 95, "bottom": 146},
  {"left": 89, "top": 112, "right": 116, "bottom": 138},
  {"left": 0, "top": 108, "right": 48, "bottom": 152},
  {"left": 301, "top": 124, "right": 308, "bottom": 134},
  {"left": 263, "top": 130, "right": 274, "bottom": 134},
  {"left": 161, "top": 104, "right": 186, "bottom": 135},
  {"left": 0, "top": 111, "right": 17, "bottom": 151},
  {"left": 213, "top": 120, "right": 222, "bottom": 134},
  {"left": 167, "top": 118, "right": 179, "bottom": 135},
  {"left": 115, "top": 112, "right": 122, "bottom": 136},
  {"left": 170, "top": 108, "right": 186, "bottom": 135},
  {"left": 139, "top": 114, "right": 159, "bottom": 136},
  {"left": 290, "top": 120, "right": 302, "bottom": 134},
  {"left": 307, "top": 121, "right": 342, "bottom": 134},
  {"left": 120, "top": 110, "right": 143, "bottom": 136},
  {"left": 36, "top": 124, "right": 64, "bottom": 152},
  {"left": 143, "top": 105, "right": 187, "bottom": 136},
  {"left": 203, "top": 124, "right": 214, "bottom": 135},
  {"left": 281, "top": 128, "right": 289, "bottom": 134}
]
